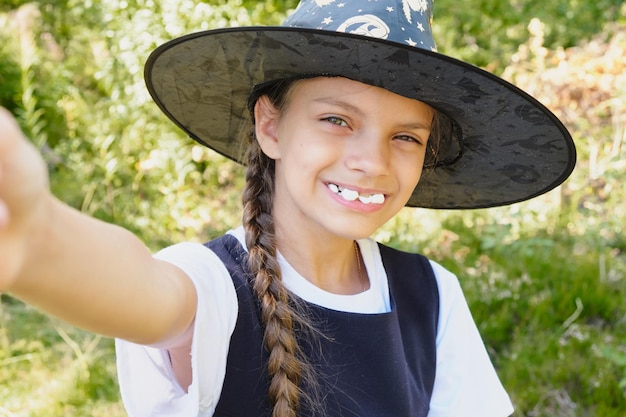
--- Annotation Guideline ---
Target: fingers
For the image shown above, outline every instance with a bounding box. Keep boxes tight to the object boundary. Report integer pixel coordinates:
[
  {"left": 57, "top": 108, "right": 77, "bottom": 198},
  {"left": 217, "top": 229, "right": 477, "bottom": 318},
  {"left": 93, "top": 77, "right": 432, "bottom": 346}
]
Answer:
[
  {"left": 0, "top": 200, "right": 8, "bottom": 229},
  {"left": 0, "top": 106, "right": 48, "bottom": 228},
  {"left": 0, "top": 107, "right": 13, "bottom": 229},
  {"left": 0, "top": 107, "right": 24, "bottom": 152},
  {"left": 0, "top": 107, "right": 27, "bottom": 182}
]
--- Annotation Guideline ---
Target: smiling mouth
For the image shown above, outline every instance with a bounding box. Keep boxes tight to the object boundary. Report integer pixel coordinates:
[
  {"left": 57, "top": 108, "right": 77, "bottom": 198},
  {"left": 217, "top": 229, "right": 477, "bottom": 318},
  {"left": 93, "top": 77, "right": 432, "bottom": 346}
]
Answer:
[{"left": 327, "top": 183, "right": 386, "bottom": 204}]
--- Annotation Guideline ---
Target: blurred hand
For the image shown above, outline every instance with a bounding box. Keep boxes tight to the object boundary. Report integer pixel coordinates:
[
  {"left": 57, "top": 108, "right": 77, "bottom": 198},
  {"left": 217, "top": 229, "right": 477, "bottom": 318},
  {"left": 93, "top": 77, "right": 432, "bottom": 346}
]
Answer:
[{"left": 0, "top": 107, "right": 50, "bottom": 291}]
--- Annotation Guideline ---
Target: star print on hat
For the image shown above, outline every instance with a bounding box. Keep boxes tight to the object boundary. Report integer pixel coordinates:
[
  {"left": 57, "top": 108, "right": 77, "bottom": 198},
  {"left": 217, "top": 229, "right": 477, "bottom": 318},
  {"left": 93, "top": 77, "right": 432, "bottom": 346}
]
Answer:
[{"left": 285, "top": 0, "right": 436, "bottom": 51}]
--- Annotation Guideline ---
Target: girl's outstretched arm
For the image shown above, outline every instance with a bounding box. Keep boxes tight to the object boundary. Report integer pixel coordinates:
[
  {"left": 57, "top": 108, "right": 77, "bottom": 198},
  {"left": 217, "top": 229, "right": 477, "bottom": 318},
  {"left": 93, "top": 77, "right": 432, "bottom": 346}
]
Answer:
[{"left": 0, "top": 107, "right": 197, "bottom": 345}]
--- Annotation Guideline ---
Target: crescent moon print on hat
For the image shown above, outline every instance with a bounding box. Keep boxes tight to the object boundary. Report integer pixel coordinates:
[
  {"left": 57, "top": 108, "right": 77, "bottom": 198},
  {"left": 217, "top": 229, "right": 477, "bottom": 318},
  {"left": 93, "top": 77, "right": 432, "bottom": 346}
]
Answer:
[{"left": 145, "top": 0, "right": 576, "bottom": 209}]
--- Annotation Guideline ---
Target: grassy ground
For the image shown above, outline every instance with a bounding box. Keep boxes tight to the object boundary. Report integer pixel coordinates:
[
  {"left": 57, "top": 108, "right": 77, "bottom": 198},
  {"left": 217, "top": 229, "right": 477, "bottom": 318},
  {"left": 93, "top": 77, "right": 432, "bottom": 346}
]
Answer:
[
  {"left": 448, "top": 228, "right": 626, "bottom": 417},
  {"left": 0, "top": 297, "right": 125, "bottom": 417}
]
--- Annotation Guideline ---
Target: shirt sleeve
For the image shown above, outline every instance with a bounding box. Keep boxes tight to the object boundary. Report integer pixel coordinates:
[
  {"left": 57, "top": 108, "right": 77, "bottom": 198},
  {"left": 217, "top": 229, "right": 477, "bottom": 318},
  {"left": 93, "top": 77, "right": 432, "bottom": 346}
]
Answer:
[
  {"left": 428, "top": 260, "right": 514, "bottom": 417},
  {"left": 115, "top": 242, "right": 238, "bottom": 417}
]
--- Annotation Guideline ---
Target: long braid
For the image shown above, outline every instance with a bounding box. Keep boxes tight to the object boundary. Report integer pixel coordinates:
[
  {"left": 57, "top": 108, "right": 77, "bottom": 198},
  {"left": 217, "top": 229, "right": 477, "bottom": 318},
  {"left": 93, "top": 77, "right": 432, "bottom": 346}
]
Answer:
[{"left": 242, "top": 135, "right": 304, "bottom": 417}]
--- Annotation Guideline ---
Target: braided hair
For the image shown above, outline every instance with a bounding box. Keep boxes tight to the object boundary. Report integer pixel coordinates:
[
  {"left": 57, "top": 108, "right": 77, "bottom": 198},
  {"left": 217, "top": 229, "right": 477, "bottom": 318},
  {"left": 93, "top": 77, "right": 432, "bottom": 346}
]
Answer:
[{"left": 242, "top": 78, "right": 319, "bottom": 417}]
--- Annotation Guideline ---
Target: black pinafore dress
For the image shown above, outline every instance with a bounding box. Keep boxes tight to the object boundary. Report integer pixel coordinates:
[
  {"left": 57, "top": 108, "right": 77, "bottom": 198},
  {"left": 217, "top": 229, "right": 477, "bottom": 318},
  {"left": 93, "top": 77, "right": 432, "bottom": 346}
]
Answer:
[{"left": 206, "top": 234, "right": 439, "bottom": 417}]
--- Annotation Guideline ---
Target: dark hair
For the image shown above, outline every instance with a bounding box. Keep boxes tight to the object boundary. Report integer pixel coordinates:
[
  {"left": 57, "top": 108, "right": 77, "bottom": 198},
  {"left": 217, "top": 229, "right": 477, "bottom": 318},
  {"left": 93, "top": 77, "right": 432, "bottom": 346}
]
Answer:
[
  {"left": 242, "top": 77, "right": 450, "bottom": 417},
  {"left": 425, "top": 111, "right": 463, "bottom": 169}
]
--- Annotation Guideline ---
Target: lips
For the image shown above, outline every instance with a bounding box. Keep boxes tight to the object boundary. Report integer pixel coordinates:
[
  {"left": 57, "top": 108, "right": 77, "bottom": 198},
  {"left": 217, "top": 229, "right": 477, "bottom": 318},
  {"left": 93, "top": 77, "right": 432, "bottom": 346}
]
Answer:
[{"left": 327, "top": 183, "right": 385, "bottom": 204}]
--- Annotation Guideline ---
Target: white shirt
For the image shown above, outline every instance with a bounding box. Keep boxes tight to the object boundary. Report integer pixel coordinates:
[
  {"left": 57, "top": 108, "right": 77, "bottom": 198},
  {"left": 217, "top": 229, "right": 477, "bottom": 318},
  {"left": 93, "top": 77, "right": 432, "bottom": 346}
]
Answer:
[{"left": 116, "top": 228, "right": 514, "bottom": 417}]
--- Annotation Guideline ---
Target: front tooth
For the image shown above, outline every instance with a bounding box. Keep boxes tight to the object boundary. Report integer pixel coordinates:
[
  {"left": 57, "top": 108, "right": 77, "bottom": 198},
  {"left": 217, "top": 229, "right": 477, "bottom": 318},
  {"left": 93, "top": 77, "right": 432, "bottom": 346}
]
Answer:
[
  {"left": 358, "top": 195, "right": 372, "bottom": 204},
  {"left": 370, "top": 193, "right": 385, "bottom": 204},
  {"left": 358, "top": 193, "right": 385, "bottom": 204},
  {"left": 341, "top": 188, "right": 359, "bottom": 201}
]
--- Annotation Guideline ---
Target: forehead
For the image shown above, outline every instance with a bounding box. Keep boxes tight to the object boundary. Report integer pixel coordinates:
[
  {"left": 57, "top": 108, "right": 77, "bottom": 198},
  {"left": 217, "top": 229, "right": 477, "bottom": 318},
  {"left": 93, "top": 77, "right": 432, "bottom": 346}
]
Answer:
[{"left": 286, "top": 77, "right": 434, "bottom": 120}]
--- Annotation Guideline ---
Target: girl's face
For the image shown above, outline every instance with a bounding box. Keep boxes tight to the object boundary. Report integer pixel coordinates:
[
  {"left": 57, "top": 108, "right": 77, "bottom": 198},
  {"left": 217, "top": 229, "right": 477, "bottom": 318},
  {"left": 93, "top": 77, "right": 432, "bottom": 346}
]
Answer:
[{"left": 255, "top": 77, "right": 434, "bottom": 241}]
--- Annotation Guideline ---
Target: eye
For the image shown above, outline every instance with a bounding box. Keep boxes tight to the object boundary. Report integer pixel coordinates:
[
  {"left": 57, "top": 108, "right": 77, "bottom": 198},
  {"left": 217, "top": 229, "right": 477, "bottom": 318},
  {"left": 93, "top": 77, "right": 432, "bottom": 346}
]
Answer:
[
  {"left": 322, "top": 116, "right": 348, "bottom": 127},
  {"left": 394, "top": 134, "right": 424, "bottom": 145}
]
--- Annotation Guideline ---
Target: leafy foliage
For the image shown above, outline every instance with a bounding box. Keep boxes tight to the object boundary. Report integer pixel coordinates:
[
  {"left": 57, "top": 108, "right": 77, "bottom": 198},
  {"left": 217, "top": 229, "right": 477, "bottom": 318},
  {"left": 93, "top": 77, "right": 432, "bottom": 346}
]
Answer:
[
  {"left": 434, "top": 0, "right": 624, "bottom": 72},
  {"left": 0, "top": 1, "right": 625, "bottom": 416}
]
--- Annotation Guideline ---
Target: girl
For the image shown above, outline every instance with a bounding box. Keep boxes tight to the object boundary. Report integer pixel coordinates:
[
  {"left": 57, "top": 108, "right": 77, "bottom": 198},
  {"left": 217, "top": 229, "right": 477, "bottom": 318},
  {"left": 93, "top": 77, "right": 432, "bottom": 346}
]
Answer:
[{"left": 0, "top": 1, "right": 576, "bottom": 416}]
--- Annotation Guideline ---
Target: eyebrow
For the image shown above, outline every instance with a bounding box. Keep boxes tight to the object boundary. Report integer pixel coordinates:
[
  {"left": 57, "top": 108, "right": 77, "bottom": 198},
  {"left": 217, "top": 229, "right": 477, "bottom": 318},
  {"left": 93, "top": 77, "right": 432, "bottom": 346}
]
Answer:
[
  {"left": 396, "top": 121, "right": 433, "bottom": 131},
  {"left": 313, "top": 97, "right": 364, "bottom": 117},
  {"left": 312, "top": 97, "right": 432, "bottom": 130}
]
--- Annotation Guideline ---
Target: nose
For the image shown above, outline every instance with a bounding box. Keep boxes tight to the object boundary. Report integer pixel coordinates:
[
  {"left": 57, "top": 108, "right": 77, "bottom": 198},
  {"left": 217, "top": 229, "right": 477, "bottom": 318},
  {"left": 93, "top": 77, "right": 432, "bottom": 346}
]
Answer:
[{"left": 344, "top": 130, "right": 390, "bottom": 177}]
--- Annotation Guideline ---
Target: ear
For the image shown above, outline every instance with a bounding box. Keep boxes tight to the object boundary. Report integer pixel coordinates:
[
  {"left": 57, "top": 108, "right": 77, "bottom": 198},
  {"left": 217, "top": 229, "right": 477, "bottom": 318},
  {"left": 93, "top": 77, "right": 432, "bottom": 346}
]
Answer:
[{"left": 254, "top": 95, "right": 281, "bottom": 160}]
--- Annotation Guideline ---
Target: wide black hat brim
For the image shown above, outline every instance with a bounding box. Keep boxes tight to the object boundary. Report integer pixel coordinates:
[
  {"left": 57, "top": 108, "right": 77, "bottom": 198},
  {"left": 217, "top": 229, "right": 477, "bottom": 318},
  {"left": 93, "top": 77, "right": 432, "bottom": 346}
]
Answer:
[{"left": 145, "top": 27, "right": 576, "bottom": 209}]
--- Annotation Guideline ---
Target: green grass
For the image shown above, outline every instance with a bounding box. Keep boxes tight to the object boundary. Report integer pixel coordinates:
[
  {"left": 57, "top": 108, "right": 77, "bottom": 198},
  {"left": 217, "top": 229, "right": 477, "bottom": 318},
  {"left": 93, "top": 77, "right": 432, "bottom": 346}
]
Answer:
[
  {"left": 437, "top": 220, "right": 626, "bottom": 416},
  {"left": 0, "top": 296, "right": 125, "bottom": 417}
]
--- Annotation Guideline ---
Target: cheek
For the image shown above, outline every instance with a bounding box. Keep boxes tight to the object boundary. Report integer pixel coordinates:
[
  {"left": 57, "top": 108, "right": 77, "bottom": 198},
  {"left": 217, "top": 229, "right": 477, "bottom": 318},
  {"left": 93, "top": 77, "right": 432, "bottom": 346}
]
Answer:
[
  {"left": 396, "top": 150, "right": 426, "bottom": 185},
  {"left": 282, "top": 133, "right": 339, "bottom": 168}
]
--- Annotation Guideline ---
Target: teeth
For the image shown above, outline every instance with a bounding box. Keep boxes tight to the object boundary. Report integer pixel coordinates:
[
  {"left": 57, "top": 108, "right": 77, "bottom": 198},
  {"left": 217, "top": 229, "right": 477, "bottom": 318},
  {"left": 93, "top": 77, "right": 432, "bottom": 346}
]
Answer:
[
  {"left": 370, "top": 193, "right": 385, "bottom": 204},
  {"left": 341, "top": 188, "right": 359, "bottom": 201},
  {"left": 357, "top": 193, "right": 385, "bottom": 204},
  {"left": 328, "top": 183, "right": 385, "bottom": 205}
]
